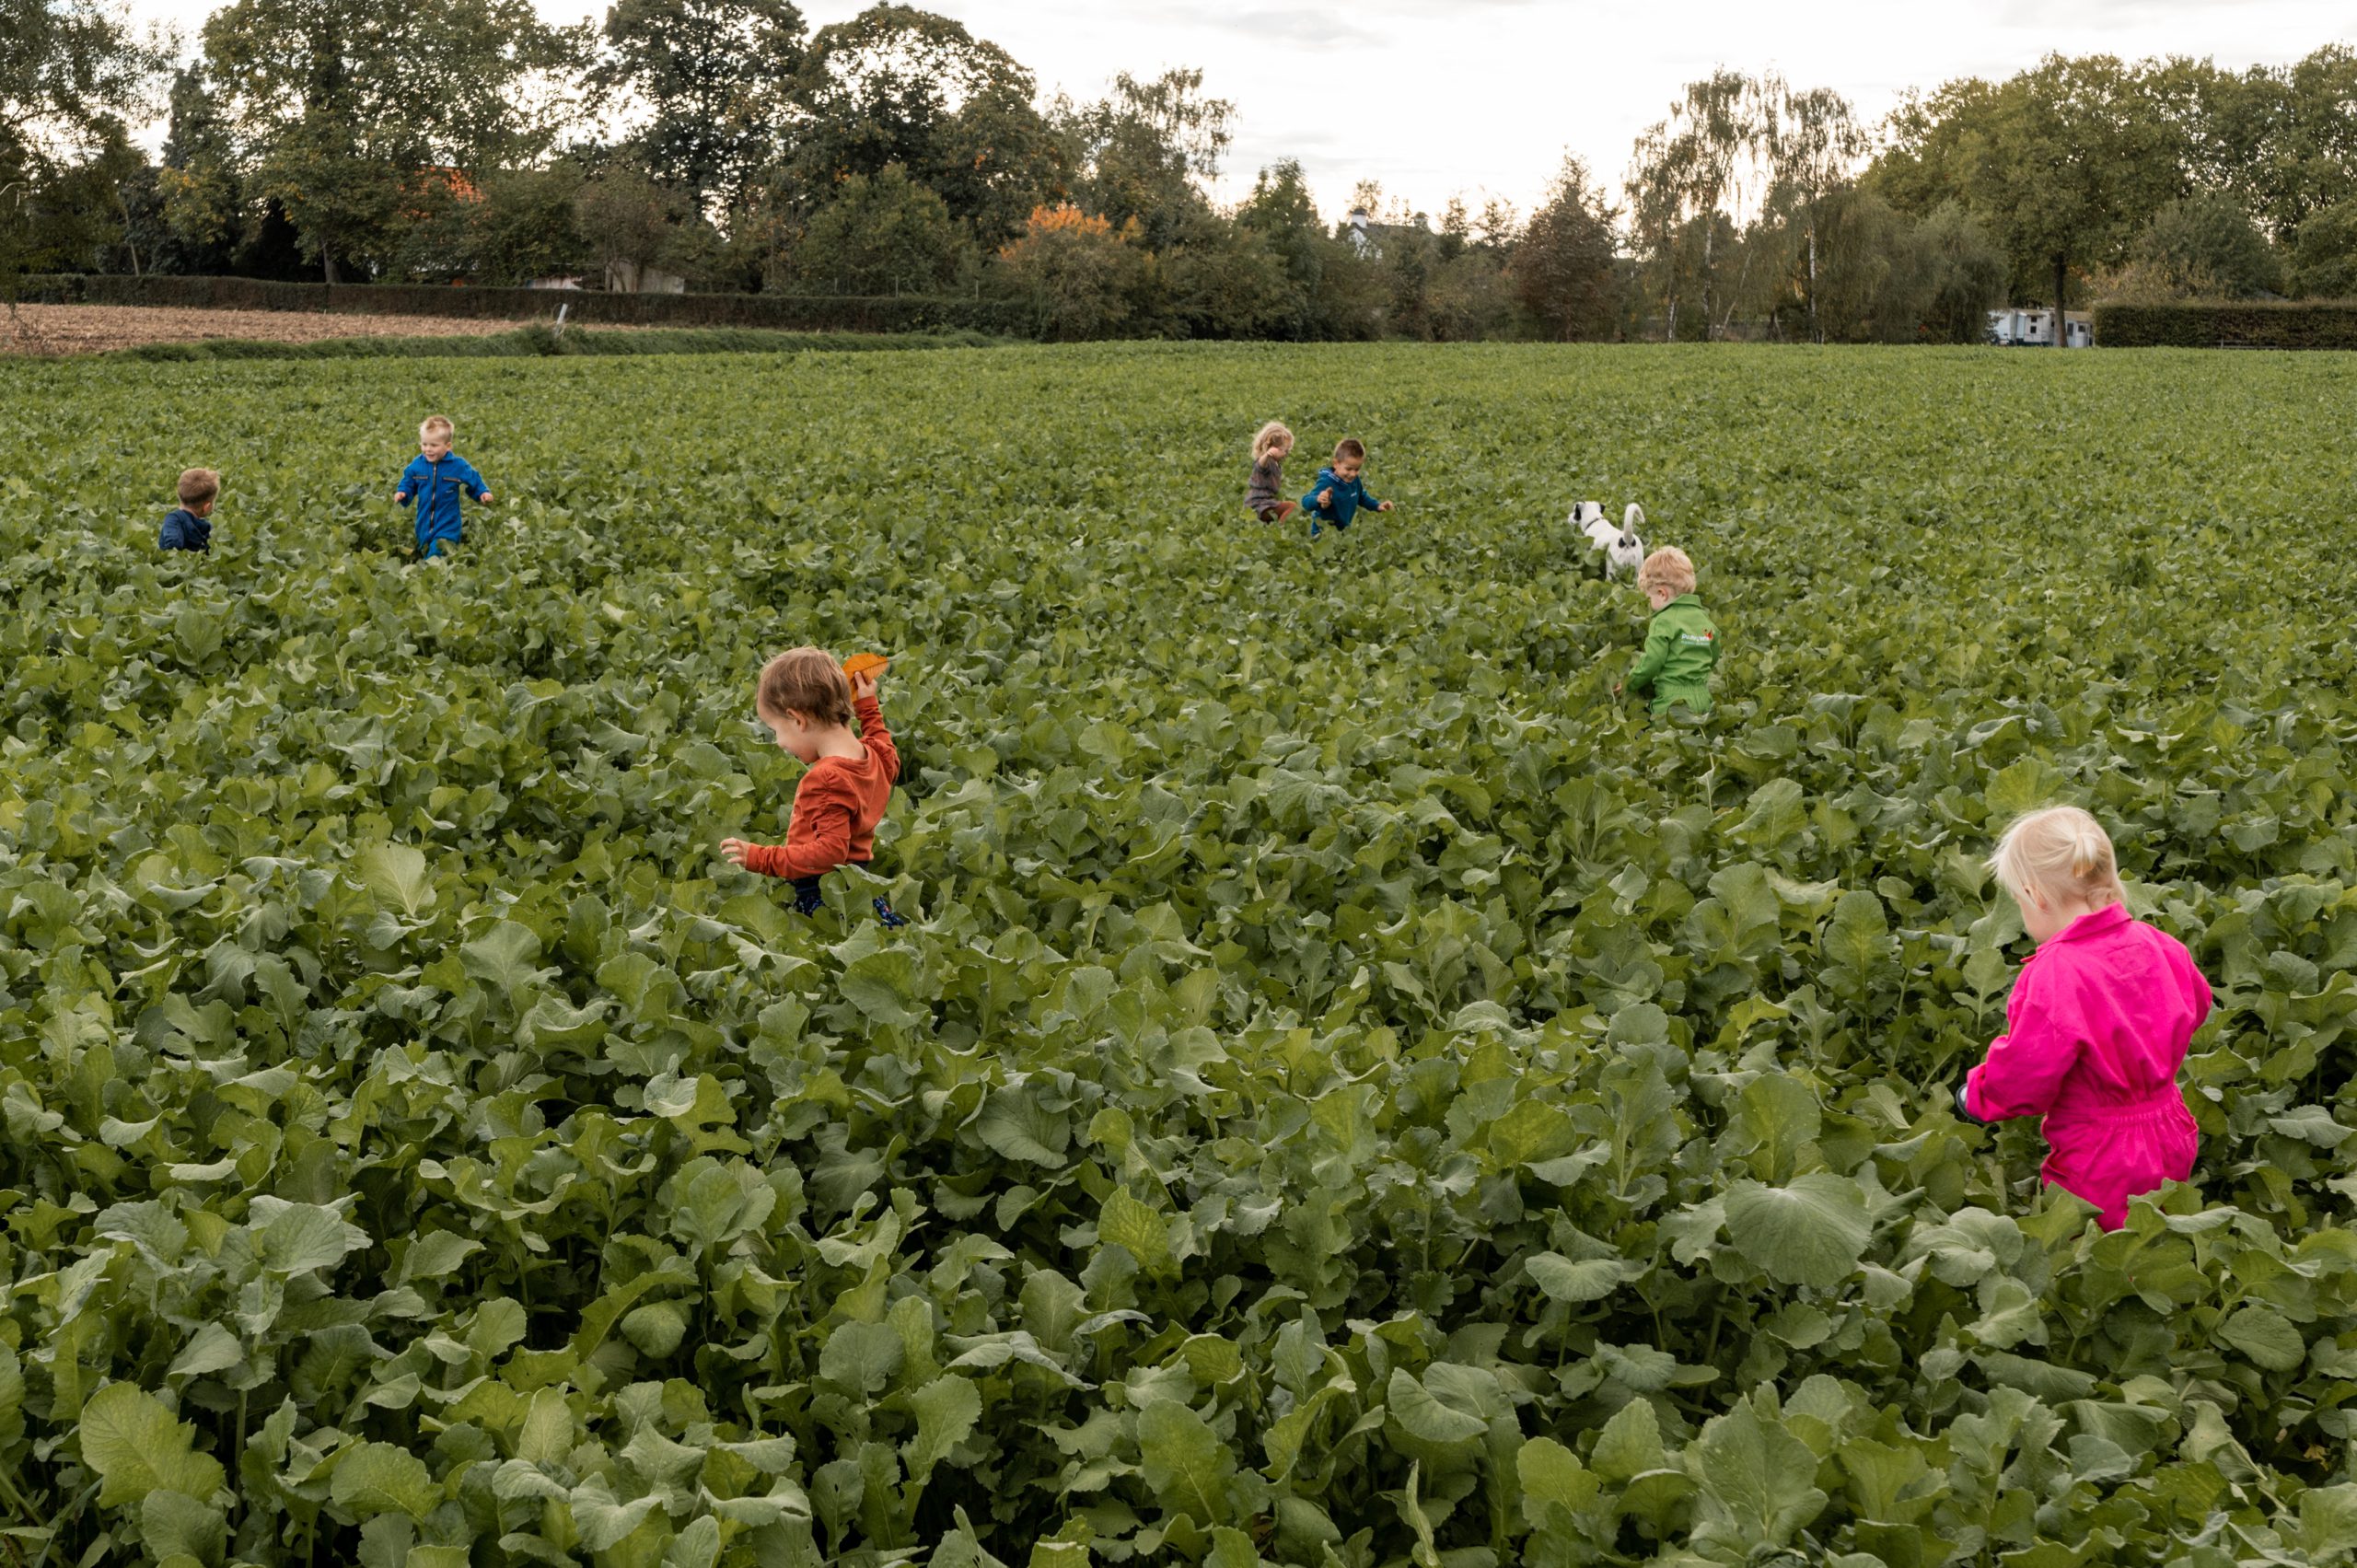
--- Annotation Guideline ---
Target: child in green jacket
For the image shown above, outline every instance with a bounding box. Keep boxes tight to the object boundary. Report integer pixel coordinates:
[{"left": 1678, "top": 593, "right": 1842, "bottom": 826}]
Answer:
[{"left": 1618, "top": 546, "right": 1720, "bottom": 715}]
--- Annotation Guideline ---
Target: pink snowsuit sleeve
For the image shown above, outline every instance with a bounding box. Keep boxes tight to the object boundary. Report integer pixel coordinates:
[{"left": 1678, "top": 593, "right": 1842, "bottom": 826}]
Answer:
[{"left": 1963, "top": 959, "right": 2078, "bottom": 1121}]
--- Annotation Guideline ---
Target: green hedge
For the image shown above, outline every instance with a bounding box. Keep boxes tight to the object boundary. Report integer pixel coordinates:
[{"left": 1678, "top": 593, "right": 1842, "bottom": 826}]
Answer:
[
  {"left": 90, "top": 324, "right": 1005, "bottom": 363},
  {"left": 16, "top": 273, "right": 1031, "bottom": 336},
  {"left": 2094, "top": 299, "right": 2357, "bottom": 348}
]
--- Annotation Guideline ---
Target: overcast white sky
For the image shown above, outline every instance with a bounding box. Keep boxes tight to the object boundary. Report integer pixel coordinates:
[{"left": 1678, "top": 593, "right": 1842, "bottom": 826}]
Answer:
[{"left": 131, "top": 0, "right": 2357, "bottom": 220}]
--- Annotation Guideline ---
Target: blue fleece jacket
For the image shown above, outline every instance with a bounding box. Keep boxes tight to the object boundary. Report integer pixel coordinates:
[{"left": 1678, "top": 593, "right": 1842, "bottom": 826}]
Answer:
[
  {"left": 158, "top": 507, "right": 212, "bottom": 552},
  {"left": 1302, "top": 466, "right": 1384, "bottom": 528},
  {"left": 396, "top": 452, "right": 490, "bottom": 558}
]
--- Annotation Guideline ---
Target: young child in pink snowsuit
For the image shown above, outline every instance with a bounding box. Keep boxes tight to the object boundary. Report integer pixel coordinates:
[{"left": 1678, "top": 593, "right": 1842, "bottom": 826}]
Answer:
[{"left": 1956, "top": 807, "right": 2211, "bottom": 1229}]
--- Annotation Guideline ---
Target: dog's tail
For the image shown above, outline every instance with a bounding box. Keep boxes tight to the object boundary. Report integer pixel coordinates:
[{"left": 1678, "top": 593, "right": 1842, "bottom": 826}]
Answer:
[{"left": 1623, "top": 502, "right": 1645, "bottom": 531}]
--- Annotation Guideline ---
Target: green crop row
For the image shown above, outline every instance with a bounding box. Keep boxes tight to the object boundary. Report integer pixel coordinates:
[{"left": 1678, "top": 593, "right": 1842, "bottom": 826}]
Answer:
[{"left": 0, "top": 343, "right": 2352, "bottom": 1567}]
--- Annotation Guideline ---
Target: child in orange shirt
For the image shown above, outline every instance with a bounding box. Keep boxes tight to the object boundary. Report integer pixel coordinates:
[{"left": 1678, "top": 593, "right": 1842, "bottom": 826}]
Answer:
[{"left": 721, "top": 647, "right": 904, "bottom": 922}]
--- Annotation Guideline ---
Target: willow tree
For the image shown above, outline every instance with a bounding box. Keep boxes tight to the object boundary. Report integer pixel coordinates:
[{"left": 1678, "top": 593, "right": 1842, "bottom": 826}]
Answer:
[
  {"left": 1626, "top": 70, "right": 1768, "bottom": 338},
  {"left": 1760, "top": 78, "right": 1866, "bottom": 343}
]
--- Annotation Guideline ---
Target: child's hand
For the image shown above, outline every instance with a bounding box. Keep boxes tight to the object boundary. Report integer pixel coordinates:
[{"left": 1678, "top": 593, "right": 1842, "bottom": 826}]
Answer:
[
  {"left": 1318, "top": 487, "right": 1333, "bottom": 505},
  {"left": 1377, "top": 501, "right": 1394, "bottom": 513},
  {"left": 479, "top": 491, "right": 493, "bottom": 504},
  {"left": 1612, "top": 682, "right": 1624, "bottom": 696},
  {"left": 394, "top": 491, "right": 409, "bottom": 505},
  {"left": 719, "top": 838, "right": 753, "bottom": 866},
  {"left": 851, "top": 670, "right": 880, "bottom": 702}
]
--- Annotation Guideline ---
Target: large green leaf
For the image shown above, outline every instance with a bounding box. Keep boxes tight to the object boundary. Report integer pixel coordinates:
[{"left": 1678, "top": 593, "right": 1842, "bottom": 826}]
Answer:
[
  {"left": 1686, "top": 1396, "right": 1829, "bottom": 1552},
  {"left": 976, "top": 1088, "right": 1071, "bottom": 1166},
  {"left": 459, "top": 919, "right": 547, "bottom": 996},
  {"left": 250, "top": 1200, "right": 370, "bottom": 1278},
  {"left": 356, "top": 843, "right": 435, "bottom": 918},
  {"left": 1136, "top": 1398, "right": 1237, "bottom": 1527},
  {"left": 838, "top": 949, "right": 925, "bottom": 1029},
  {"left": 1098, "top": 1189, "right": 1174, "bottom": 1277},
  {"left": 2219, "top": 1306, "right": 2305, "bottom": 1372},
  {"left": 902, "top": 1376, "right": 982, "bottom": 1486},
  {"left": 1588, "top": 1397, "right": 1666, "bottom": 1484},
  {"left": 1724, "top": 1175, "right": 1873, "bottom": 1290},
  {"left": 78, "top": 1384, "right": 226, "bottom": 1507},
  {"left": 819, "top": 1320, "right": 905, "bottom": 1394},
  {"left": 142, "top": 1489, "right": 228, "bottom": 1567},
  {"left": 1527, "top": 1252, "right": 1637, "bottom": 1304},
  {"left": 330, "top": 1441, "right": 436, "bottom": 1520},
  {"left": 1516, "top": 1435, "right": 1599, "bottom": 1527}
]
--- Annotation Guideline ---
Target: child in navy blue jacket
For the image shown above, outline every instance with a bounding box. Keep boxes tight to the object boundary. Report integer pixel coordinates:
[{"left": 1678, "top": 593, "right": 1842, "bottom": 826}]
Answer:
[
  {"left": 159, "top": 468, "right": 219, "bottom": 552},
  {"left": 394, "top": 415, "right": 493, "bottom": 560},
  {"left": 1301, "top": 437, "right": 1394, "bottom": 539}
]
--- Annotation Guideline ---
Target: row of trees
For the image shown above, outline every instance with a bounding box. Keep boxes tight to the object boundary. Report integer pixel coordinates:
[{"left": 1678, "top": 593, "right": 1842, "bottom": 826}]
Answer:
[
  {"left": 1618, "top": 50, "right": 2357, "bottom": 343},
  {"left": 8, "top": 1, "right": 2357, "bottom": 341}
]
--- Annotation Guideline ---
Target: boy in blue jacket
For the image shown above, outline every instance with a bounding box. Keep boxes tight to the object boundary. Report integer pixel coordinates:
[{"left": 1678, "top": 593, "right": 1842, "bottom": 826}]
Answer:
[
  {"left": 394, "top": 415, "right": 493, "bottom": 560},
  {"left": 159, "top": 468, "right": 219, "bottom": 552},
  {"left": 1301, "top": 437, "right": 1394, "bottom": 538}
]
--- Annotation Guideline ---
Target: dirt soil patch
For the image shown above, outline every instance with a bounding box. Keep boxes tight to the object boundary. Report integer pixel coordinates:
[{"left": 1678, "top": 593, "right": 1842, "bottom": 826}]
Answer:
[{"left": 0, "top": 302, "right": 555, "bottom": 354}]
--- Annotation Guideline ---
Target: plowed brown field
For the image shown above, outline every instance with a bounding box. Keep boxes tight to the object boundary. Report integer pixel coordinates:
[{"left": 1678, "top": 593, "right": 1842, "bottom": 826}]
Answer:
[{"left": 0, "top": 302, "right": 545, "bottom": 354}]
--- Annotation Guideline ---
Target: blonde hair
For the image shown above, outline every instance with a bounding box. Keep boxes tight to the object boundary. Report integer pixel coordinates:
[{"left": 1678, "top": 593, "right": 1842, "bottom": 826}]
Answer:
[
  {"left": 420, "top": 415, "right": 454, "bottom": 441},
  {"left": 1990, "top": 806, "right": 2126, "bottom": 912},
  {"left": 757, "top": 646, "right": 853, "bottom": 727},
  {"left": 177, "top": 468, "right": 220, "bottom": 507},
  {"left": 1252, "top": 421, "right": 1293, "bottom": 462},
  {"left": 1637, "top": 546, "right": 1694, "bottom": 597}
]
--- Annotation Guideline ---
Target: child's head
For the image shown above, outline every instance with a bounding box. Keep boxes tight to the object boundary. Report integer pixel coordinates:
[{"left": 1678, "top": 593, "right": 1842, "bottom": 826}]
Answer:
[
  {"left": 419, "top": 415, "right": 454, "bottom": 459},
  {"left": 1253, "top": 421, "right": 1294, "bottom": 461},
  {"left": 177, "top": 467, "right": 220, "bottom": 517},
  {"left": 1636, "top": 546, "right": 1694, "bottom": 607},
  {"left": 755, "top": 646, "right": 855, "bottom": 762},
  {"left": 1331, "top": 436, "right": 1365, "bottom": 479},
  {"left": 1990, "top": 806, "right": 2126, "bottom": 940}
]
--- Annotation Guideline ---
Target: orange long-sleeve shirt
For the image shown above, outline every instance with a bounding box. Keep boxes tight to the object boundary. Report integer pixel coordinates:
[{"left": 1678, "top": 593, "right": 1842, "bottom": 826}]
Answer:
[{"left": 739, "top": 695, "right": 900, "bottom": 879}]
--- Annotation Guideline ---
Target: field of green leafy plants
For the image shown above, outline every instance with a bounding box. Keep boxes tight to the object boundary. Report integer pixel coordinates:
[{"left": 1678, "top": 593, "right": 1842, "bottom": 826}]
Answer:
[{"left": 3, "top": 339, "right": 2356, "bottom": 1568}]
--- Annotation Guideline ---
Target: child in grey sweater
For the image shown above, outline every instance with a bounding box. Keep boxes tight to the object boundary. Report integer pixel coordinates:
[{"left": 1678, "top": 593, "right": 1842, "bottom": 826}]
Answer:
[{"left": 1245, "top": 421, "right": 1298, "bottom": 522}]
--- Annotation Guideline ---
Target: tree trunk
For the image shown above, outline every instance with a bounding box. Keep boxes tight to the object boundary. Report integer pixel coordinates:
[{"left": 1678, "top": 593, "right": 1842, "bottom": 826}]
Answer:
[
  {"left": 1701, "top": 226, "right": 1714, "bottom": 340},
  {"left": 1806, "top": 221, "right": 1818, "bottom": 343},
  {"left": 324, "top": 251, "right": 341, "bottom": 285},
  {"left": 114, "top": 186, "right": 141, "bottom": 276},
  {"left": 2051, "top": 252, "right": 2066, "bottom": 348}
]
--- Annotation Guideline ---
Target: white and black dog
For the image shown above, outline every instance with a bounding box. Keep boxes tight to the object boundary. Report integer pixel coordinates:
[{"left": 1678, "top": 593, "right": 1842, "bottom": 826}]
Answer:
[{"left": 1573, "top": 502, "right": 1645, "bottom": 579}]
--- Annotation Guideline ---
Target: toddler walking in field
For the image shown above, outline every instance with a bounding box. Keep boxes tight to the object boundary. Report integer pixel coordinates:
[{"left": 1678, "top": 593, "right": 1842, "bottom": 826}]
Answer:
[
  {"left": 1618, "top": 546, "right": 1719, "bottom": 715},
  {"left": 1245, "top": 421, "right": 1299, "bottom": 522},
  {"left": 159, "top": 468, "right": 220, "bottom": 552},
  {"left": 394, "top": 415, "right": 493, "bottom": 560},
  {"left": 1301, "top": 437, "right": 1393, "bottom": 538},
  {"left": 1956, "top": 807, "right": 2212, "bottom": 1229},
  {"left": 720, "top": 648, "right": 904, "bottom": 922}
]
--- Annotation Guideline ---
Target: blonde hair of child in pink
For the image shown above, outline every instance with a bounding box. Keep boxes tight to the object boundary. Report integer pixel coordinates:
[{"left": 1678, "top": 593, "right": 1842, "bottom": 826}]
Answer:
[{"left": 1989, "top": 806, "right": 2127, "bottom": 912}]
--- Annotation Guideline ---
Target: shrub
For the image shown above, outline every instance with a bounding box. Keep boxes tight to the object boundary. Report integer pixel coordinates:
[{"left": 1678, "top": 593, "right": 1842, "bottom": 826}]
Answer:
[{"left": 2093, "top": 299, "right": 2357, "bottom": 347}]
